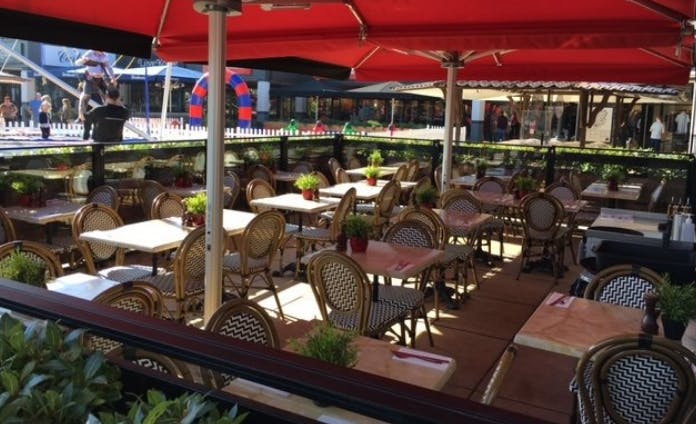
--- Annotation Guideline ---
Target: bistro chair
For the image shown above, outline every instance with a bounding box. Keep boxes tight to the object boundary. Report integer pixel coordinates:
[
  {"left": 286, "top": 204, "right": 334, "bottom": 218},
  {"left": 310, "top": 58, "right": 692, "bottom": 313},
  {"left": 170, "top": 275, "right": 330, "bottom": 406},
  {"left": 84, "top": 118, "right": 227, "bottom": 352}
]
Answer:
[
  {"left": 107, "top": 346, "right": 193, "bottom": 382},
  {"left": 307, "top": 250, "right": 408, "bottom": 340},
  {"left": 223, "top": 172, "right": 241, "bottom": 209},
  {"left": 547, "top": 180, "right": 581, "bottom": 264},
  {"left": 381, "top": 219, "right": 435, "bottom": 346},
  {"left": 575, "top": 334, "right": 696, "bottom": 424},
  {"left": 89, "top": 280, "right": 164, "bottom": 353},
  {"left": 334, "top": 167, "right": 351, "bottom": 184},
  {"left": 150, "top": 192, "right": 184, "bottom": 219},
  {"left": 201, "top": 299, "right": 280, "bottom": 388},
  {"left": 471, "top": 177, "right": 507, "bottom": 259},
  {"left": 72, "top": 203, "right": 154, "bottom": 283},
  {"left": 247, "top": 164, "right": 275, "bottom": 189},
  {"left": 291, "top": 161, "right": 314, "bottom": 174},
  {"left": 391, "top": 164, "right": 409, "bottom": 182},
  {"left": 516, "top": 192, "right": 566, "bottom": 284},
  {"left": 311, "top": 170, "right": 331, "bottom": 189},
  {"left": 86, "top": 185, "right": 121, "bottom": 211},
  {"left": 327, "top": 157, "right": 343, "bottom": 184},
  {"left": 222, "top": 210, "right": 286, "bottom": 319},
  {"left": 583, "top": 264, "right": 664, "bottom": 309},
  {"left": 0, "top": 240, "right": 64, "bottom": 287},
  {"left": 144, "top": 226, "right": 206, "bottom": 323},
  {"left": 0, "top": 207, "right": 17, "bottom": 244},
  {"left": 406, "top": 159, "right": 420, "bottom": 182},
  {"left": 355, "top": 180, "right": 401, "bottom": 239},
  {"left": 138, "top": 179, "right": 166, "bottom": 220},
  {"left": 404, "top": 176, "right": 432, "bottom": 207}
]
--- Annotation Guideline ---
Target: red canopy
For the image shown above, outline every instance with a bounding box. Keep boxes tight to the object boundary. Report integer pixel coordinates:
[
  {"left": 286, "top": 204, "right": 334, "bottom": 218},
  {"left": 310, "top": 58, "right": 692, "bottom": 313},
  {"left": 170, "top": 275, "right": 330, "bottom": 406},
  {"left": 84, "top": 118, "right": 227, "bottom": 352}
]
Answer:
[{"left": 0, "top": 0, "right": 693, "bottom": 83}]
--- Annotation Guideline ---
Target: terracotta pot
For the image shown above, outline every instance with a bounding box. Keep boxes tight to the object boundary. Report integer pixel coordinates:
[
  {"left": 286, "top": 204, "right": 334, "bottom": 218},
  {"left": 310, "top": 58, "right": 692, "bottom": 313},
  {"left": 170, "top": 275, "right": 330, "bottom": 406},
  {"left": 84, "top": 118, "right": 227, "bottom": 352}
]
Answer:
[
  {"left": 18, "top": 194, "right": 32, "bottom": 207},
  {"left": 366, "top": 177, "right": 377, "bottom": 186},
  {"left": 301, "top": 189, "right": 314, "bottom": 200},
  {"left": 607, "top": 178, "right": 618, "bottom": 191},
  {"left": 661, "top": 316, "right": 687, "bottom": 341},
  {"left": 350, "top": 237, "right": 369, "bottom": 253},
  {"left": 514, "top": 190, "right": 529, "bottom": 200}
]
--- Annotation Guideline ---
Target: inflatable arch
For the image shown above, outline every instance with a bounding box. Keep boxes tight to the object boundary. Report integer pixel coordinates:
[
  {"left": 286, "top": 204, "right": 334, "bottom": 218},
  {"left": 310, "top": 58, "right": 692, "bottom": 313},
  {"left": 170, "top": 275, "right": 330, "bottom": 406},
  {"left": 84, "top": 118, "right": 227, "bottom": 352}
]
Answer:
[{"left": 189, "top": 68, "right": 252, "bottom": 128}]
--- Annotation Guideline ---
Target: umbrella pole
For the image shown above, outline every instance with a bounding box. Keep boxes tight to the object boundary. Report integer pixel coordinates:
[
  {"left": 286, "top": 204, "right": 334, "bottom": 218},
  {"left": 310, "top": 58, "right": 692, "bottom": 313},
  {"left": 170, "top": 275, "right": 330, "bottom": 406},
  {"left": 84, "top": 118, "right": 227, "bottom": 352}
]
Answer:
[
  {"left": 441, "top": 61, "right": 459, "bottom": 193},
  {"left": 202, "top": 3, "right": 232, "bottom": 323}
]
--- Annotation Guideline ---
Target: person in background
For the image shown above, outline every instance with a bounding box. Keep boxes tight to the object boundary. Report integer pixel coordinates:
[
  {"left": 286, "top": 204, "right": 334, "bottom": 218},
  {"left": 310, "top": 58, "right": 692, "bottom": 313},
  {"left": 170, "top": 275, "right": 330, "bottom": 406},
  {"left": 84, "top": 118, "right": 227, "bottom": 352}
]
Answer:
[
  {"left": 75, "top": 49, "right": 115, "bottom": 121},
  {"left": 342, "top": 121, "right": 355, "bottom": 134},
  {"left": 29, "top": 92, "right": 42, "bottom": 126},
  {"left": 38, "top": 100, "right": 51, "bottom": 139},
  {"left": 286, "top": 118, "right": 299, "bottom": 133},
  {"left": 649, "top": 116, "right": 665, "bottom": 153},
  {"left": 509, "top": 111, "right": 521, "bottom": 140},
  {"left": 59, "top": 98, "right": 76, "bottom": 124},
  {"left": 0, "top": 96, "right": 18, "bottom": 123},
  {"left": 83, "top": 87, "right": 129, "bottom": 142},
  {"left": 312, "top": 119, "right": 326, "bottom": 134},
  {"left": 495, "top": 110, "right": 508, "bottom": 142}
]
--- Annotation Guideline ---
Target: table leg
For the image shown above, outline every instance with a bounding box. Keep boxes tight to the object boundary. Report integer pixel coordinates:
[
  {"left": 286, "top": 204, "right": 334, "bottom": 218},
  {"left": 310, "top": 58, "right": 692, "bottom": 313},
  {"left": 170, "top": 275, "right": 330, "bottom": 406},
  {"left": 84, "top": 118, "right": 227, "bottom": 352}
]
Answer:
[
  {"left": 45, "top": 222, "right": 56, "bottom": 244},
  {"left": 481, "top": 344, "right": 518, "bottom": 405},
  {"left": 372, "top": 273, "right": 380, "bottom": 302},
  {"left": 151, "top": 254, "right": 158, "bottom": 276}
]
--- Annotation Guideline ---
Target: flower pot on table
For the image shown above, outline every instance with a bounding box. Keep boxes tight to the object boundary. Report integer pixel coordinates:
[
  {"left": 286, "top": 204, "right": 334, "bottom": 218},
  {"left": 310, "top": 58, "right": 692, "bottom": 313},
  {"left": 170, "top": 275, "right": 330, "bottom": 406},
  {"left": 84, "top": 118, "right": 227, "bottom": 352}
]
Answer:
[
  {"left": 607, "top": 178, "right": 618, "bottom": 191},
  {"left": 349, "top": 237, "right": 369, "bottom": 253},
  {"left": 301, "top": 189, "right": 314, "bottom": 201},
  {"left": 366, "top": 177, "right": 377, "bottom": 186},
  {"left": 661, "top": 316, "right": 687, "bottom": 341}
]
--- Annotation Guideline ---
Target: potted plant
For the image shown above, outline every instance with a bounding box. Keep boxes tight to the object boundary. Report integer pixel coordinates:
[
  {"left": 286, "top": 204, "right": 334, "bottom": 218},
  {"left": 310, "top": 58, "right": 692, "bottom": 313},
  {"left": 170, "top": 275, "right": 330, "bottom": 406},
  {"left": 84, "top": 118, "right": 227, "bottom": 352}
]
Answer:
[
  {"left": 344, "top": 214, "right": 371, "bottom": 253},
  {"left": 414, "top": 185, "right": 439, "bottom": 208},
  {"left": 258, "top": 144, "right": 275, "bottom": 169},
  {"left": 502, "top": 152, "right": 516, "bottom": 176},
  {"left": 368, "top": 150, "right": 383, "bottom": 167},
  {"left": 475, "top": 158, "right": 488, "bottom": 179},
  {"left": 601, "top": 164, "right": 626, "bottom": 191},
  {"left": 289, "top": 324, "right": 358, "bottom": 368},
  {"left": 294, "top": 173, "right": 321, "bottom": 200},
  {"left": 364, "top": 166, "right": 380, "bottom": 186},
  {"left": 182, "top": 192, "right": 207, "bottom": 227},
  {"left": 0, "top": 250, "right": 47, "bottom": 287},
  {"left": 11, "top": 176, "right": 44, "bottom": 207},
  {"left": 656, "top": 278, "right": 696, "bottom": 340},
  {"left": 173, "top": 164, "right": 194, "bottom": 188},
  {"left": 514, "top": 175, "right": 537, "bottom": 199}
]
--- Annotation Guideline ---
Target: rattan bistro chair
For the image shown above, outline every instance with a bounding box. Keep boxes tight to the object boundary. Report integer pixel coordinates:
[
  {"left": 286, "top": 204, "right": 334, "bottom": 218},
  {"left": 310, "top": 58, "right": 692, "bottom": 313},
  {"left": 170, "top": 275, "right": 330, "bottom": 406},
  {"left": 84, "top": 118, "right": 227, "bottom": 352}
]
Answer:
[
  {"left": 223, "top": 172, "right": 241, "bottom": 209},
  {"left": 583, "top": 264, "right": 665, "bottom": 309},
  {"left": 355, "top": 180, "right": 401, "bottom": 238},
  {"left": 86, "top": 185, "right": 121, "bottom": 210},
  {"left": 0, "top": 240, "right": 64, "bottom": 286},
  {"left": 202, "top": 299, "right": 280, "bottom": 388},
  {"left": 138, "top": 180, "right": 166, "bottom": 220},
  {"left": 107, "top": 346, "right": 193, "bottom": 382},
  {"left": 72, "top": 203, "right": 154, "bottom": 283},
  {"left": 150, "top": 192, "right": 185, "bottom": 219},
  {"left": 307, "top": 250, "right": 408, "bottom": 340},
  {"left": 222, "top": 211, "right": 287, "bottom": 319},
  {"left": 575, "top": 334, "right": 696, "bottom": 424}
]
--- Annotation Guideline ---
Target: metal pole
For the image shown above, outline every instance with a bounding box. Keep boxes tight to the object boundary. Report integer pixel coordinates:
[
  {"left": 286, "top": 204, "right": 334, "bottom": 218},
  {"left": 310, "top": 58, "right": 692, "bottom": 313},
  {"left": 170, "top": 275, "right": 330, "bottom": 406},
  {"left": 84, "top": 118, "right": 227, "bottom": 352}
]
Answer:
[
  {"left": 202, "top": 2, "right": 230, "bottom": 323},
  {"left": 0, "top": 43, "right": 151, "bottom": 140},
  {"left": 690, "top": 72, "right": 696, "bottom": 154},
  {"left": 440, "top": 61, "right": 459, "bottom": 193},
  {"left": 160, "top": 62, "right": 174, "bottom": 138}
]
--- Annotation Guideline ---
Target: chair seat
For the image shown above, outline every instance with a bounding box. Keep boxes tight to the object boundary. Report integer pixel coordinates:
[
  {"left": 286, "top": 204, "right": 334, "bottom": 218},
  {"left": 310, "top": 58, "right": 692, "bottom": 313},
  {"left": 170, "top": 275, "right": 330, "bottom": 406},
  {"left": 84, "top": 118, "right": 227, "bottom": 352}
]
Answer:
[
  {"left": 328, "top": 302, "right": 405, "bottom": 335},
  {"left": 354, "top": 203, "right": 376, "bottom": 214},
  {"left": 443, "top": 243, "right": 474, "bottom": 262},
  {"left": 285, "top": 223, "right": 300, "bottom": 234},
  {"left": 222, "top": 253, "right": 268, "bottom": 273},
  {"left": 143, "top": 272, "right": 205, "bottom": 297},
  {"left": 295, "top": 227, "right": 331, "bottom": 242},
  {"left": 98, "top": 265, "right": 155, "bottom": 283},
  {"left": 378, "top": 285, "right": 424, "bottom": 310}
]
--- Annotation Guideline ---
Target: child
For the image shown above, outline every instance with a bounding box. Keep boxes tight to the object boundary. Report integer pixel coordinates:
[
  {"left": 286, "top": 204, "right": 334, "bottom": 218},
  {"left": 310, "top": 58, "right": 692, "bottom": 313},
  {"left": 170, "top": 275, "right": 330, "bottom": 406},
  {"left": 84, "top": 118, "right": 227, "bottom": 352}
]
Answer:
[{"left": 39, "top": 100, "right": 51, "bottom": 139}]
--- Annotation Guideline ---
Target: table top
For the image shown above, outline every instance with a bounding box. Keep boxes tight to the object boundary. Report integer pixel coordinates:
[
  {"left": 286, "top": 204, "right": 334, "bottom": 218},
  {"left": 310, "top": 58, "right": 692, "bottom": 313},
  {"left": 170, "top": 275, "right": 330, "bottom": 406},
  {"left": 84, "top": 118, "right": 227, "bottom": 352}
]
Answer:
[
  {"left": 80, "top": 209, "right": 255, "bottom": 253},
  {"left": 250, "top": 193, "right": 340, "bottom": 213},
  {"left": 47, "top": 272, "right": 121, "bottom": 301},
  {"left": 166, "top": 184, "right": 231, "bottom": 198},
  {"left": 223, "top": 320, "right": 455, "bottom": 423},
  {"left": 469, "top": 190, "right": 586, "bottom": 214},
  {"left": 347, "top": 240, "right": 444, "bottom": 280},
  {"left": 450, "top": 173, "right": 512, "bottom": 188},
  {"left": 581, "top": 182, "right": 643, "bottom": 202},
  {"left": 589, "top": 209, "right": 665, "bottom": 239},
  {"left": 346, "top": 166, "right": 399, "bottom": 177},
  {"left": 10, "top": 168, "right": 72, "bottom": 180},
  {"left": 514, "top": 292, "right": 646, "bottom": 358},
  {"left": 273, "top": 171, "right": 303, "bottom": 182},
  {"left": 5, "top": 200, "right": 83, "bottom": 224},
  {"left": 434, "top": 210, "right": 493, "bottom": 234}
]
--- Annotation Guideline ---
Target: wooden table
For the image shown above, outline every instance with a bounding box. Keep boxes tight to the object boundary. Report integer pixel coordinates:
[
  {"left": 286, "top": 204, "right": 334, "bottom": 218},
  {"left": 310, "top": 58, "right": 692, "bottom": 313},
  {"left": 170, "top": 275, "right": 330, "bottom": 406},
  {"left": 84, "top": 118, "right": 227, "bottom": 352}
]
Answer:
[
  {"left": 249, "top": 194, "right": 339, "bottom": 231},
  {"left": 79, "top": 209, "right": 256, "bottom": 273},
  {"left": 223, "top": 320, "right": 456, "bottom": 424},
  {"left": 581, "top": 181, "right": 643, "bottom": 208},
  {"left": 434, "top": 209, "right": 493, "bottom": 237},
  {"left": 5, "top": 199, "right": 83, "bottom": 243},
  {"left": 10, "top": 168, "right": 72, "bottom": 180},
  {"left": 47, "top": 272, "right": 121, "bottom": 301},
  {"left": 482, "top": 292, "right": 646, "bottom": 404}
]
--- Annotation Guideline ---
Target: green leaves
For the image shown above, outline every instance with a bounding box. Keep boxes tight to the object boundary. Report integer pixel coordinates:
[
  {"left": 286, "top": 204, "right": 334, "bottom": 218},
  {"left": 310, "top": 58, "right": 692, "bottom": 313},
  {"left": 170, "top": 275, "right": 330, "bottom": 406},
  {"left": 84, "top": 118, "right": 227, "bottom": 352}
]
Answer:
[{"left": 290, "top": 324, "right": 358, "bottom": 368}]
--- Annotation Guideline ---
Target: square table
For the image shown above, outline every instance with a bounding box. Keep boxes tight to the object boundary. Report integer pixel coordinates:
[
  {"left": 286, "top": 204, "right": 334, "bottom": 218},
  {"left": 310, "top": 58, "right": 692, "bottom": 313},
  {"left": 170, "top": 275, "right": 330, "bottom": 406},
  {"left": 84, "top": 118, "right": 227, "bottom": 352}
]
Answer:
[
  {"left": 249, "top": 194, "right": 339, "bottom": 231},
  {"left": 5, "top": 199, "right": 83, "bottom": 243},
  {"left": 434, "top": 209, "right": 493, "bottom": 237},
  {"left": 581, "top": 181, "right": 643, "bottom": 208},
  {"left": 47, "top": 272, "right": 121, "bottom": 301}
]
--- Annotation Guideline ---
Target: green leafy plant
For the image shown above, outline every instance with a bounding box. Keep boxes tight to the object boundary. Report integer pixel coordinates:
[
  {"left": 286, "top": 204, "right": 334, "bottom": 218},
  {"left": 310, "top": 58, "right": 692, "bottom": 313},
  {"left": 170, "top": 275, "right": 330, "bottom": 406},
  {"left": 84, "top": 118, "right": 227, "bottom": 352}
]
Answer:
[
  {"left": 294, "top": 173, "right": 320, "bottom": 191},
  {"left": 514, "top": 175, "right": 537, "bottom": 192},
  {"left": 10, "top": 176, "right": 43, "bottom": 195},
  {"left": 343, "top": 214, "right": 372, "bottom": 239},
  {"left": 656, "top": 278, "right": 696, "bottom": 325},
  {"left": 601, "top": 164, "right": 627, "bottom": 182},
  {"left": 289, "top": 324, "right": 358, "bottom": 368},
  {"left": 95, "top": 390, "right": 247, "bottom": 424},
  {"left": 475, "top": 158, "right": 489, "bottom": 170},
  {"left": 368, "top": 150, "right": 383, "bottom": 167},
  {"left": 184, "top": 192, "right": 207, "bottom": 215},
  {"left": 364, "top": 166, "right": 380, "bottom": 179},
  {"left": 414, "top": 185, "right": 439, "bottom": 207},
  {"left": 0, "top": 250, "right": 47, "bottom": 287}
]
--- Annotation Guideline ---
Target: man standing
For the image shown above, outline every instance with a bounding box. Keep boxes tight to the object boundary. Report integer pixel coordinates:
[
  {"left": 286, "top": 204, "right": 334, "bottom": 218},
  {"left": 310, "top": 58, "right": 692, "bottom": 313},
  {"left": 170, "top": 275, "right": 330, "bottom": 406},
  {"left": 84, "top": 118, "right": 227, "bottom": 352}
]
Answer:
[
  {"left": 76, "top": 50, "right": 115, "bottom": 121},
  {"left": 29, "top": 92, "right": 42, "bottom": 126},
  {"left": 649, "top": 116, "right": 665, "bottom": 153},
  {"left": 83, "top": 87, "right": 129, "bottom": 142},
  {"left": 0, "top": 96, "right": 18, "bottom": 123}
]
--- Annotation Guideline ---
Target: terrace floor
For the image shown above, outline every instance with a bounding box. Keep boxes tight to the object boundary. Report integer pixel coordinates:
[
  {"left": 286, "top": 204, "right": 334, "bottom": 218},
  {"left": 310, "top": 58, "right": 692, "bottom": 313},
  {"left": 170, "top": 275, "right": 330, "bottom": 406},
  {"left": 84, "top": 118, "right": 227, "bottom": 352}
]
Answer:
[{"left": 210, "top": 235, "right": 584, "bottom": 423}]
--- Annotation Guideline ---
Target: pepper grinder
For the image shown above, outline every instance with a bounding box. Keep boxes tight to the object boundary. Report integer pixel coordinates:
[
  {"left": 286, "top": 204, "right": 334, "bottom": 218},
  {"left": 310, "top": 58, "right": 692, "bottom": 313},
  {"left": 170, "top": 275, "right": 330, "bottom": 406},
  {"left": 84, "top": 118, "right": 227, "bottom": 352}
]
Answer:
[{"left": 641, "top": 292, "right": 660, "bottom": 335}]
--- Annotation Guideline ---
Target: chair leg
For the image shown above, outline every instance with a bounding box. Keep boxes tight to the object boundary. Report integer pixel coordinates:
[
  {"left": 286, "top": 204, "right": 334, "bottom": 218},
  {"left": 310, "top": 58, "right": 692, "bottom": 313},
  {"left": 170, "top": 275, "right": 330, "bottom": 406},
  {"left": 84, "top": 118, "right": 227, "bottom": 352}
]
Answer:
[
  {"left": 419, "top": 305, "right": 434, "bottom": 347},
  {"left": 263, "top": 271, "right": 285, "bottom": 319},
  {"left": 516, "top": 244, "right": 527, "bottom": 280}
]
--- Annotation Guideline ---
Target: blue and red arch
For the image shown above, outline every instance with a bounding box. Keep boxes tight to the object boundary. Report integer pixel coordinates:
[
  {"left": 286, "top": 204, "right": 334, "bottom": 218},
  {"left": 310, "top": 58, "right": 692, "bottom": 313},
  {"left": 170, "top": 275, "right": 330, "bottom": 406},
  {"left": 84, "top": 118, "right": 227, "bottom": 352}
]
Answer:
[{"left": 189, "top": 68, "right": 252, "bottom": 128}]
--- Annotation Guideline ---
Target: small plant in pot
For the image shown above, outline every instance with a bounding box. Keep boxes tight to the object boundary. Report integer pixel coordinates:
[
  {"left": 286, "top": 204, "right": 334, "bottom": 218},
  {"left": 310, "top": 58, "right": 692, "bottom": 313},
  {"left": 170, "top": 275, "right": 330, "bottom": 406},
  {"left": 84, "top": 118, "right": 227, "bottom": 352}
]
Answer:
[
  {"left": 173, "top": 164, "right": 194, "bottom": 188},
  {"left": 11, "top": 176, "right": 45, "bottom": 207},
  {"left": 601, "top": 165, "right": 626, "bottom": 191},
  {"left": 368, "top": 150, "right": 383, "bottom": 167},
  {"left": 414, "top": 185, "right": 439, "bottom": 208},
  {"left": 475, "top": 158, "right": 489, "bottom": 179},
  {"left": 656, "top": 277, "right": 696, "bottom": 341},
  {"left": 514, "top": 175, "right": 537, "bottom": 199},
  {"left": 502, "top": 152, "right": 516, "bottom": 175},
  {"left": 0, "top": 250, "right": 48, "bottom": 288},
  {"left": 294, "top": 173, "right": 320, "bottom": 200},
  {"left": 364, "top": 166, "right": 380, "bottom": 186},
  {"left": 344, "top": 214, "right": 372, "bottom": 253},
  {"left": 182, "top": 192, "right": 207, "bottom": 227}
]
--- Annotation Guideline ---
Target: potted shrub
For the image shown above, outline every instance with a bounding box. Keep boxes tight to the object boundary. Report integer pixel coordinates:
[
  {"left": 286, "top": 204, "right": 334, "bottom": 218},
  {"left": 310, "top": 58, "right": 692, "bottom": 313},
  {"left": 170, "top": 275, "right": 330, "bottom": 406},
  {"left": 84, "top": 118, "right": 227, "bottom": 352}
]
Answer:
[
  {"left": 475, "top": 158, "right": 488, "bottom": 179},
  {"left": 294, "top": 173, "right": 321, "bottom": 200},
  {"left": 368, "top": 150, "right": 383, "bottom": 167},
  {"left": 601, "top": 164, "right": 626, "bottom": 191},
  {"left": 414, "top": 185, "right": 439, "bottom": 208},
  {"left": 182, "top": 192, "right": 207, "bottom": 227},
  {"left": 173, "top": 164, "right": 194, "bottom": 188},
  {"left": 11, "top": 177, "right": 44, "bottom": 207},
  {"left": 344, "top": 214, "right": 371, "bottom": 253},
  {"left": 364, "top": 166, "right": 380, "bottom": 186},
  {"left": 502, "top": 152, "right": 516, "bottom": 176},
  {"left": 514, "top": 175, "right": 537, "bottom": 199},
  {"left": 289, "top": 324, "right": 358, "bottom": 368},
  {"left": 0, "top": 250, "right": 47, "bottom": 287},
  {"left": 656, "top": 278, "right": 696, "bottom": 340}
]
